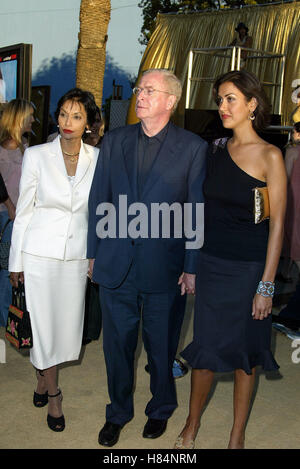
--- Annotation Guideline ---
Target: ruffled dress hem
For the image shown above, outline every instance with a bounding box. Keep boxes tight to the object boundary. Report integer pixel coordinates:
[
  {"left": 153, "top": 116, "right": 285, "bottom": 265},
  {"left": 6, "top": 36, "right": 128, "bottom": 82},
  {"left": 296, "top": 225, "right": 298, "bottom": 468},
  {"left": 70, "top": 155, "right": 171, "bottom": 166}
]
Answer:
[{"left": 181, "top": 342, "right": 279, "bottom": 376}]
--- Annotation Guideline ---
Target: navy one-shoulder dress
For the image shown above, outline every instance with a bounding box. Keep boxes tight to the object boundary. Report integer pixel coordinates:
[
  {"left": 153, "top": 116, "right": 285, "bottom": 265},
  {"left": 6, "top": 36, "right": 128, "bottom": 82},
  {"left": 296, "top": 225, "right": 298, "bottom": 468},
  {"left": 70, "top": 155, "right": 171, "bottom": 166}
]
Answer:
[{"left": 181, "top": 139, "right": 279, "bottom": 374}]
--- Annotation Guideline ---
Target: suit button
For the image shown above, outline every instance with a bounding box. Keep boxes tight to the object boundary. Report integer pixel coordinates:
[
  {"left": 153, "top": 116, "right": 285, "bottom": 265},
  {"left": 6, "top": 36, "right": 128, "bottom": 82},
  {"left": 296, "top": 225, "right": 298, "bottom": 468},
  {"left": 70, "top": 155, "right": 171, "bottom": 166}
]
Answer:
[{"left": 131, "top": 240, "right": 135, "bottom": 246}]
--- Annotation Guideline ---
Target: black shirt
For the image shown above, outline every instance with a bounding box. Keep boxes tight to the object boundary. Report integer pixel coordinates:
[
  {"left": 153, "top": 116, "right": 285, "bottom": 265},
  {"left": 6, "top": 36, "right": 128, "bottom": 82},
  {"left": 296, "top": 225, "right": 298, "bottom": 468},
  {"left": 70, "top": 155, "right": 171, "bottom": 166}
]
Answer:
[{"left": 137, "top": 122, "right": 169, "bottom": 197}]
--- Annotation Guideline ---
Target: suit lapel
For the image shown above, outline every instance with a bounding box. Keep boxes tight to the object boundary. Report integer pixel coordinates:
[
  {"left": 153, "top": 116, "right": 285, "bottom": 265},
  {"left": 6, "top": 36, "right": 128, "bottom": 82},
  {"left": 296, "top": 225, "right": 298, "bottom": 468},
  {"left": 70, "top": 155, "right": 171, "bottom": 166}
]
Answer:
[
  {"left": 74, "top": 142, "right": 92, "bottom": 187},
  {"left": 122, "top": 124, "right": 139, "bottom": 200},
  {"left": 49, "top": 136, "right": 69, "bottom": 181},
  {"left": 49, "top": 136, "right": 91, "bottom": 188},
  {"left": 141, "top": 122, "right": 180, "bottom": 199}
]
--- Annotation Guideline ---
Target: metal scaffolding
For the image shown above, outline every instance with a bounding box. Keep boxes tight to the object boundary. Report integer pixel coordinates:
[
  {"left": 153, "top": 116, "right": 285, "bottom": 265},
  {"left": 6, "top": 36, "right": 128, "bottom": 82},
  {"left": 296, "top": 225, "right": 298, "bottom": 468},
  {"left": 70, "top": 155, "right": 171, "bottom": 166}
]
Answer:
[{"left": 185, "top": 46, "right": 286, "bottom": 116}]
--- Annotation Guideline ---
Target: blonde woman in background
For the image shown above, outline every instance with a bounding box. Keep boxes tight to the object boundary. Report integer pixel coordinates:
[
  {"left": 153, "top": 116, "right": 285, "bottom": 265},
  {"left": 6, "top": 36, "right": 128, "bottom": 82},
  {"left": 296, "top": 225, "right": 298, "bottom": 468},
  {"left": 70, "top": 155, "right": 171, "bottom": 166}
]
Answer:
[{"left": 0, "top": 99, "right": 34, "bottom": 326}]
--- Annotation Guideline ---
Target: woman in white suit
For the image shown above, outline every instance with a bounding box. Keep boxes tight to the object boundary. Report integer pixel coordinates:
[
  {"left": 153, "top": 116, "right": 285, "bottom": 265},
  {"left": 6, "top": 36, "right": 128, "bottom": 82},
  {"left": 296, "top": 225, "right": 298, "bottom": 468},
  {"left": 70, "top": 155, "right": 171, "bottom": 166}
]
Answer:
[{"left": 9, "top": 88, "right": 99, "bottom": 432}]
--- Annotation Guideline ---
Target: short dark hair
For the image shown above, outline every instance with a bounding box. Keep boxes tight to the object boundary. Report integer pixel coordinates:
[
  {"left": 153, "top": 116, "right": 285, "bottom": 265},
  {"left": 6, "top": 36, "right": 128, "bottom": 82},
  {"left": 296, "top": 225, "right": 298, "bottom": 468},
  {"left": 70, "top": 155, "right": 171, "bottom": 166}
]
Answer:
[
  {"left": 55, "top": 88, "right": 98, "bottom": 127},
  {"left": 213, "top": 70, "right": 271, "bottom": 131}
]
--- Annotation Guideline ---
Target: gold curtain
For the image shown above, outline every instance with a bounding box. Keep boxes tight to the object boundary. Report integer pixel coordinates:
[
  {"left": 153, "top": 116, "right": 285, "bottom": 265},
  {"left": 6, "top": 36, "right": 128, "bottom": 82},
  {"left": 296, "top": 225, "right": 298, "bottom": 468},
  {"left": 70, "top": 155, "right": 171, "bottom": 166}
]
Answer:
[
  {"left": 127, "top": 2, "right": 300, "bottom": 127},
  {"left": 76, "top": 0, "right": 111, "bottom": 107}
]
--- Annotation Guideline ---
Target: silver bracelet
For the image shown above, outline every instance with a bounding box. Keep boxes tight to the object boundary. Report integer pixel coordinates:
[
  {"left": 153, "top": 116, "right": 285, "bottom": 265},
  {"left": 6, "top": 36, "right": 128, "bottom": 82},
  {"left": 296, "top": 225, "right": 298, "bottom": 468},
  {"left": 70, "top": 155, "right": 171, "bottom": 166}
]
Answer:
[{"left": 256, "top": 280, "right": 275, "bottom": 298}]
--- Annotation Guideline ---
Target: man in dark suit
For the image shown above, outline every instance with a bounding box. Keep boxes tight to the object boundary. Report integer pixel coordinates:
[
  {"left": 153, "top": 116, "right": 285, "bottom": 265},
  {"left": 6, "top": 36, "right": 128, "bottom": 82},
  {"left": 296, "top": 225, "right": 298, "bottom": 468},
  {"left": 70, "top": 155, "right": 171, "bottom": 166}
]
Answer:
[{"left": 87, "top": 69, "right": 207, "bottom": 447}]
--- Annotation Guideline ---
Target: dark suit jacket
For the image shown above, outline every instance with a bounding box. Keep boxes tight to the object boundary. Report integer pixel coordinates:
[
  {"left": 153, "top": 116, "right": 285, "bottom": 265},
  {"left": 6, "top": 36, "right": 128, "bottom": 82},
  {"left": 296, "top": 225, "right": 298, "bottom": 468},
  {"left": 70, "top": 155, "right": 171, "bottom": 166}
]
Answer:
[{"left": 87, "top": 122, "right": 207, "bottom": 292}]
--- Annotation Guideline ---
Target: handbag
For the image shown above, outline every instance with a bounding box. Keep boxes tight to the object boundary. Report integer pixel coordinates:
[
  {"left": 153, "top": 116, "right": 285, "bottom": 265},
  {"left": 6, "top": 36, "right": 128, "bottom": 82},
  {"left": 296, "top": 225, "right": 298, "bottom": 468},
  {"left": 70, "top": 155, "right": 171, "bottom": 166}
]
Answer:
[
  {"left": 253, "top": 186, "right": 270, "bottom": 224},
  {"left": 82, "top": 277, "right": 102, "bottom": 341},
  {"left": 5, "top": 282, "right": 33, "bottom": 349},
  {"left": 0, "top": 219, "right": 11, "bottom": 270}
]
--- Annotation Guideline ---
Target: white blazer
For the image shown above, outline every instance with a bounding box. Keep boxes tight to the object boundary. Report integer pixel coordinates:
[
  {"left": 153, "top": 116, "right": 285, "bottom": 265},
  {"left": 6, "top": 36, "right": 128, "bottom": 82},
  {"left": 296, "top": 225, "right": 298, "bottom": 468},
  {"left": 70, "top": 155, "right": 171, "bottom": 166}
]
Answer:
[{"left": 9, "top": 136, "right": 99, "bottom": 272}]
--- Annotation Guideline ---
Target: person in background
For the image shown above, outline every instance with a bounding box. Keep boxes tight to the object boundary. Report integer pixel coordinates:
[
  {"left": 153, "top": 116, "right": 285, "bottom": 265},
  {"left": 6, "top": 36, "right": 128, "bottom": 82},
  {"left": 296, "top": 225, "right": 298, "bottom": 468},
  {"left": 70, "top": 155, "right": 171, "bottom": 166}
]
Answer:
[
  {"left": 273, "top": 122, "right": 300, "bottom": 339},
  {"left": 276, "top": 122, "right": 300, "bottom": 282},
  {"left": 229, "top": 22, "right": 253, "bottom": 68},
  {"left": 0, "top": 172, "right": 15, "bottom": 220},
  {"left": 291, "top": 90, "right": 300, "bottom": 125},
  {"left": 0, "top": 99, "right": 34, "bottom": 327},
  {"left": 83, "top": 105, "right": 105, "bottom": 148},
  {"left": 9, "top": 88, "right": 99, "bottom": 433},
  {"left": 175, "top": 70, "right": 286, "bottom": 449}
]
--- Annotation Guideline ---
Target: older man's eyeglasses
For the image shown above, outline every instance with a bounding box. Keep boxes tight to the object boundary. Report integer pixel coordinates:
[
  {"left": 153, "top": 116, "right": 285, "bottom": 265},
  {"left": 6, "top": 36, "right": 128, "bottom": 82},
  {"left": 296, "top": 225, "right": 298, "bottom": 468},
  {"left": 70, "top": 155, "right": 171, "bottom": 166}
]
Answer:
[{"left": 133, "top": 87, "right": 172, "bottom": 97}]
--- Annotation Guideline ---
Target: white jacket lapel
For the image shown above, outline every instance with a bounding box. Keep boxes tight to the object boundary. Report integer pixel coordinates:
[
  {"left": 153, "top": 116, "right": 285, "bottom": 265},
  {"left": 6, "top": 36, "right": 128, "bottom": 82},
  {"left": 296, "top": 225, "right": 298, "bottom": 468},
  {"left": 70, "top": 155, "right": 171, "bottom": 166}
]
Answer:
[
  {"left": 49, "top": 136, "right": 69, "bottom": 180},
  {"left": 49, "top": 136, "right": 92, "bottom": 187},
  {"left": 74, "top": 142, "right": 92, "bottom": 187}
]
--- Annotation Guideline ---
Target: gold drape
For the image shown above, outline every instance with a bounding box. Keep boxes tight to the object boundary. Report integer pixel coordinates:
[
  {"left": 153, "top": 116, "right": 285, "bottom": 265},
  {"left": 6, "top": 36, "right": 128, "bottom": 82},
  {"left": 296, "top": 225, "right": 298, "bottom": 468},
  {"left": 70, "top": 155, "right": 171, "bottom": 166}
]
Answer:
[
  {"left": 127, "top": 2, "right": 300, "bottom": 127},
  {"left": 76, "top": 0, "right": 111, "bottom": 108}
]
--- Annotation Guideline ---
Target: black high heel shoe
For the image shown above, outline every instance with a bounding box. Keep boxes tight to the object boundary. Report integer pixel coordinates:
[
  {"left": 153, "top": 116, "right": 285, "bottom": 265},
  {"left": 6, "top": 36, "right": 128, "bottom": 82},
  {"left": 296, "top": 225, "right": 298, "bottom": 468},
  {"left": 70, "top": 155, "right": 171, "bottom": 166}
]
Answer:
[
  {"left": 47, "top": 388, "right": 65, "bottom": 432},
  {"left": 33, "top": 370, "right": 48, "bottom": 408}
]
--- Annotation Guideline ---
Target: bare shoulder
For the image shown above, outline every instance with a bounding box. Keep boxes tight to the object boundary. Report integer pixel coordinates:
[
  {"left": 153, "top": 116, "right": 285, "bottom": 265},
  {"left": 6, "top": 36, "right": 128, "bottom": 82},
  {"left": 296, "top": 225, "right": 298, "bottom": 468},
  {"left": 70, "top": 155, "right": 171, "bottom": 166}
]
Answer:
[
  {"left": 260, "top": 141, "right": 283, "bottom": 166},
  {"left": 253, "top": 140, "right": 285, "bottom": 182},
  {"left": 264, "top": 142, "right": 283, "bottom": 159},
  {"left": 260, "top": 142, "right": 286, "bottom": 189}
]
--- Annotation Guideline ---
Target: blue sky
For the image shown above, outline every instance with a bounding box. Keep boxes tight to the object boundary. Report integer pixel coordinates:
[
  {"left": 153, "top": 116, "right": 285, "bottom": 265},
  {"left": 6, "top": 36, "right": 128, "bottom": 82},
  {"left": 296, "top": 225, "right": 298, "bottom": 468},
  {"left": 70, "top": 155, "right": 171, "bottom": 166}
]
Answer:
[{"left": 0, "top": 0, "right": 144, "bottom": 111}]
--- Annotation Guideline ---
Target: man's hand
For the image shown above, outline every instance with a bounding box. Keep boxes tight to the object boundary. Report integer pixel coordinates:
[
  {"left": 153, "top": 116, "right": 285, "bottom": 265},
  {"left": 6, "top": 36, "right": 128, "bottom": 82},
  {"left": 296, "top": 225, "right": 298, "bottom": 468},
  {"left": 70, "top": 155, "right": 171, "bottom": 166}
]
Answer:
[
  {"left": 178, "top": 272, "right": 196, "bottom": 296},
  {"left": 87, "top": 259, "right": 95, "bottom": 281},
  {"left": 10, "top": 272, "right": 24, "bottom": 288}
]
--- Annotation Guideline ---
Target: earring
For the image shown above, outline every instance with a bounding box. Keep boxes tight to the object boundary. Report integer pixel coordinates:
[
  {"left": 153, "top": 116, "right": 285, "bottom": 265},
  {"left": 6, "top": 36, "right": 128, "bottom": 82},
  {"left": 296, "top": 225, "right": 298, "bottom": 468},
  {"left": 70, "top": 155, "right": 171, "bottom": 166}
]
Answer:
[{"left": 249, "top": 111, "right": 255, "bottom": 121}]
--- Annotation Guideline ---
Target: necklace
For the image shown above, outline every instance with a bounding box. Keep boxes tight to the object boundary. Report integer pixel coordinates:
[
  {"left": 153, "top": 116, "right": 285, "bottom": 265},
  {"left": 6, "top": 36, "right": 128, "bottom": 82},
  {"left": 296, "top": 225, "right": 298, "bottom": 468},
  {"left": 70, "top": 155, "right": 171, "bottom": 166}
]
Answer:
[
  {"left": 64, "top": 154, "right": 79, "bottom": 163},
  {"left": 62, "top": 149, "right": 79, "bottom": 163},
  {"left": 62, "top": 149, "right": 80, "bottom": 157}
]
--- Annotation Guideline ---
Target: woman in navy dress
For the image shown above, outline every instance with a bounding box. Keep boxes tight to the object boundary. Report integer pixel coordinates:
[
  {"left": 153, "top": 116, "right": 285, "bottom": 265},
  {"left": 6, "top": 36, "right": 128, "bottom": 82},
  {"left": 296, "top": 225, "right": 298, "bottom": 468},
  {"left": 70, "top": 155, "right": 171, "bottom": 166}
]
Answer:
[{"left": 175, "top": 70, "right": 287, "bottom": 449}]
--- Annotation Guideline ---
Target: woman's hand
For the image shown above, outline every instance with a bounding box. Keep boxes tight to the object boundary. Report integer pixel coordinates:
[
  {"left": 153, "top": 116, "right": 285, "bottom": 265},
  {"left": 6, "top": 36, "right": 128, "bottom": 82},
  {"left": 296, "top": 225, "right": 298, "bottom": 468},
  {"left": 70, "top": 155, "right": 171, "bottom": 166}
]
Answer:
[
  {"left": 10, "top": 272, "right": 24, "bottom": 288},
  {"left": 252, "top": 293, "right": 272, "bottom": 320}
]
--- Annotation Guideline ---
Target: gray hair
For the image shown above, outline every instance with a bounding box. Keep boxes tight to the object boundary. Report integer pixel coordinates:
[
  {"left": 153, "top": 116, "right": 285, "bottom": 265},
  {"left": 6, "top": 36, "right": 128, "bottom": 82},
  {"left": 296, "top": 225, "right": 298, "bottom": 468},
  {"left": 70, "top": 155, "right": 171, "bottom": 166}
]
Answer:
[{"left": 141, "top": 68, "right": 182, "bottom": 111}]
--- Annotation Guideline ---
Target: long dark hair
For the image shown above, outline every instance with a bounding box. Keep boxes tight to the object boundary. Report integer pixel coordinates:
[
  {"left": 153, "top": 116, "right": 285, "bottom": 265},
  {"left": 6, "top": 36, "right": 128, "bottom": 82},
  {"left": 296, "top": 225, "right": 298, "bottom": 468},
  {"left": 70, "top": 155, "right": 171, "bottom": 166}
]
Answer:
[{"left": 213, "top": 70, "right": 271, "bottom": 131}]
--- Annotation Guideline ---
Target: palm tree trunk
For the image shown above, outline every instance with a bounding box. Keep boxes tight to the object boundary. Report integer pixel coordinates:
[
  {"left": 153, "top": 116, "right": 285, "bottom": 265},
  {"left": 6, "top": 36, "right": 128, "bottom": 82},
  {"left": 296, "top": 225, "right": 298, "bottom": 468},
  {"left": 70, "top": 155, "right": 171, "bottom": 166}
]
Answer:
[{"left": 76, "top": 0, "right": 111, "bottom": 107}]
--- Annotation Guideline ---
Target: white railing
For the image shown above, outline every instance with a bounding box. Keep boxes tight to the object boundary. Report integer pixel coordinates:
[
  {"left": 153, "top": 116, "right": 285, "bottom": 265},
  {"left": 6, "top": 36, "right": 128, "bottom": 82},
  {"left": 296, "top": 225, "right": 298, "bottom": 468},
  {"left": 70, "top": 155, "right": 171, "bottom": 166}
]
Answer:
[{"left": 185, "top": 46, "right": 285, "bottom": 115}]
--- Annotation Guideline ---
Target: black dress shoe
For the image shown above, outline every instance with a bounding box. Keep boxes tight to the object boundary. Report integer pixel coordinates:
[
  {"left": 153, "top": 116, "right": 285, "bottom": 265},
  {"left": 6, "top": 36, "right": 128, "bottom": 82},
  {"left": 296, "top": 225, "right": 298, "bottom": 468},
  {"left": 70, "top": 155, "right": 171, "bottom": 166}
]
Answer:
[
  {"left": 98, "top": 421, "right": 123, "bottom": 447},
  {"left": 143, "top": 418, "right": 167, "bottom": 439}
]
